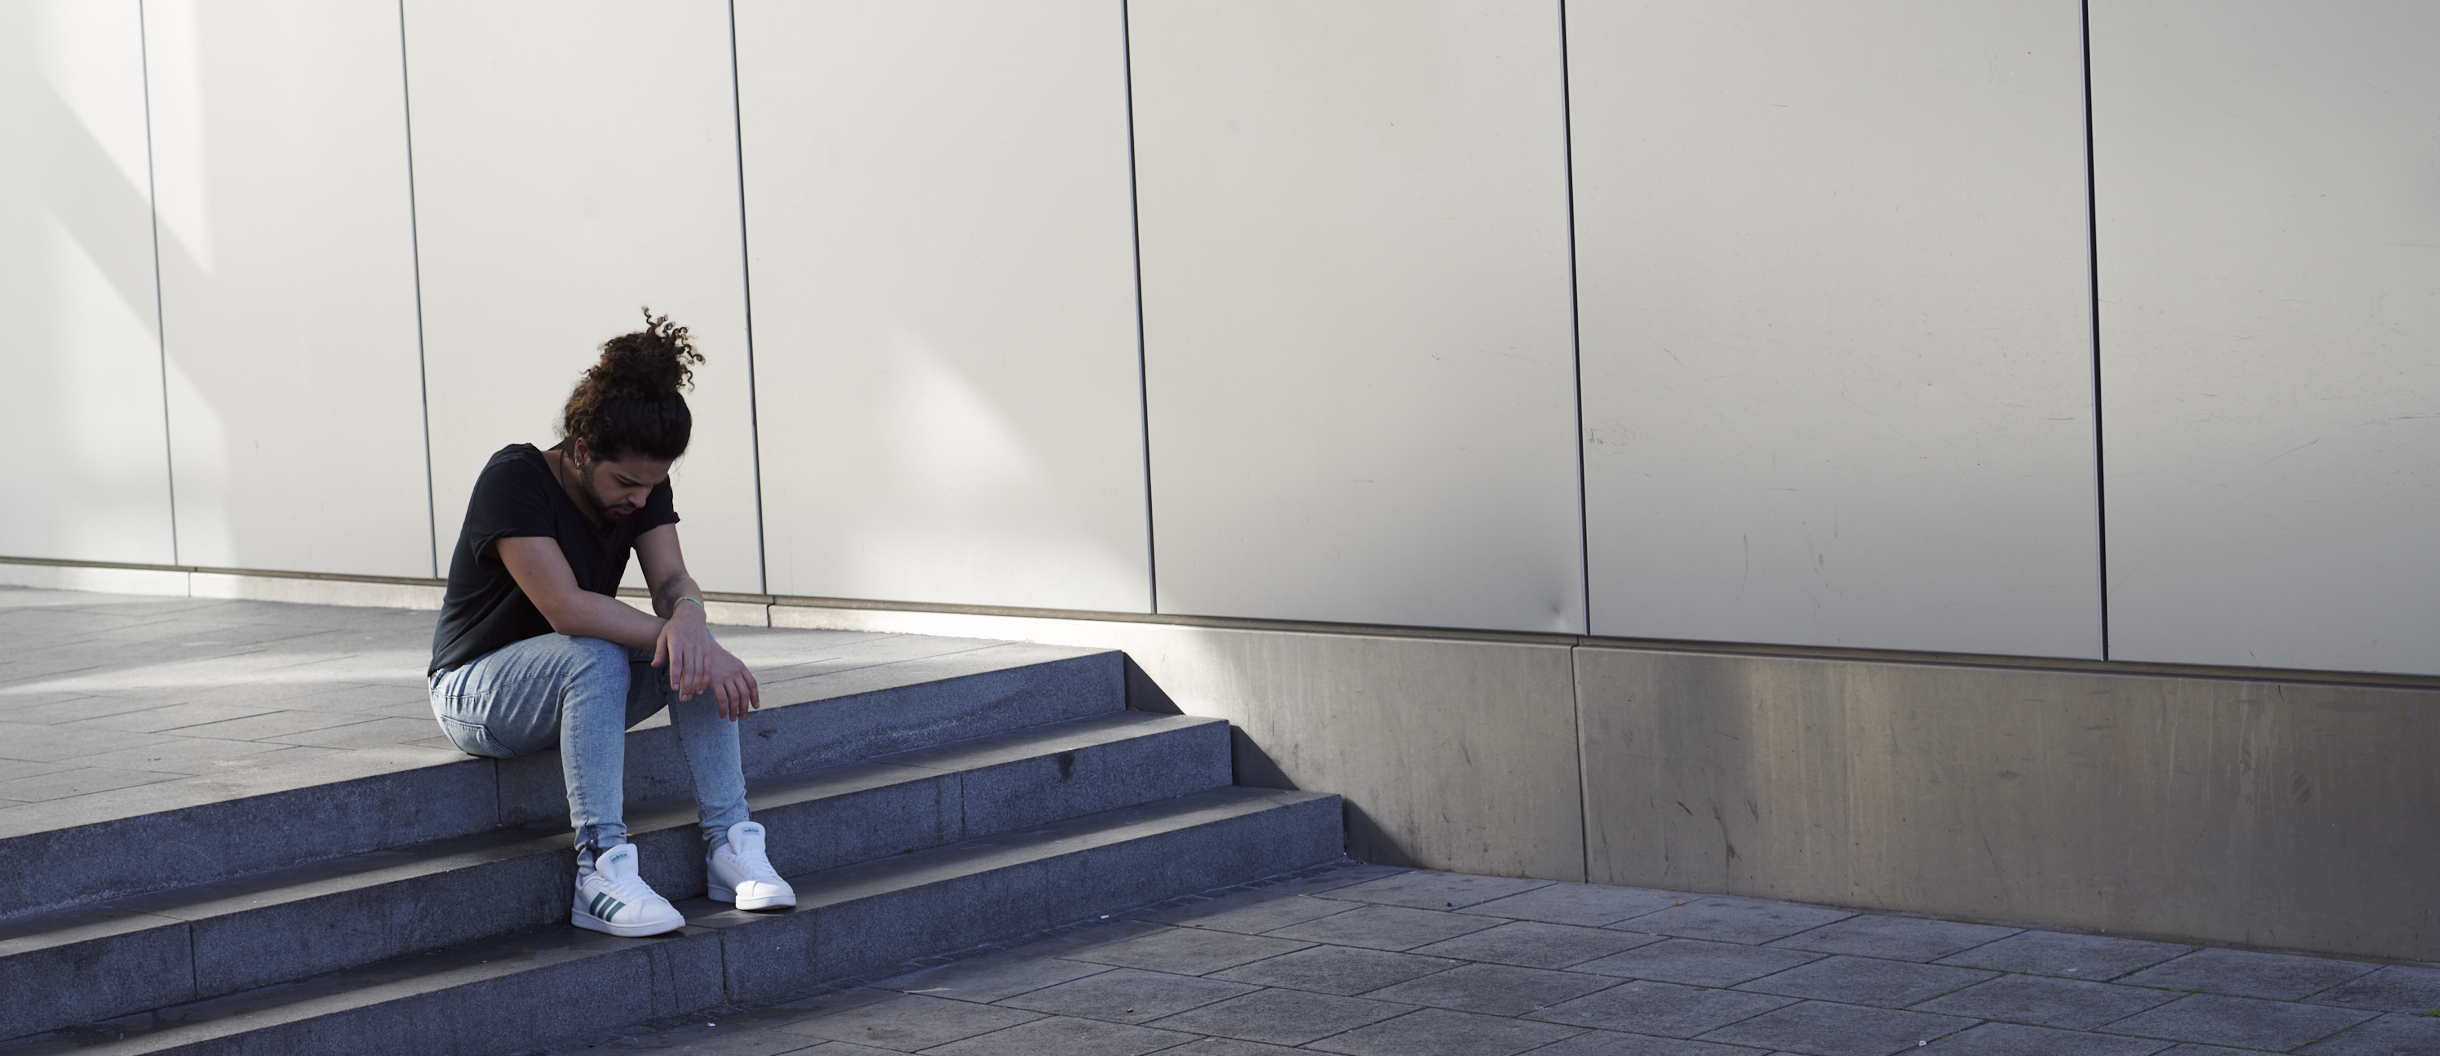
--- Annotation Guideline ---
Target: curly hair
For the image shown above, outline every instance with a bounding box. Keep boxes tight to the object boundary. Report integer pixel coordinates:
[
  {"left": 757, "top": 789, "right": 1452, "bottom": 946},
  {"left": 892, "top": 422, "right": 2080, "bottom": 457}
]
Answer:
[{"left": 559, "top": 308, "right": 704, "bottom": 463}]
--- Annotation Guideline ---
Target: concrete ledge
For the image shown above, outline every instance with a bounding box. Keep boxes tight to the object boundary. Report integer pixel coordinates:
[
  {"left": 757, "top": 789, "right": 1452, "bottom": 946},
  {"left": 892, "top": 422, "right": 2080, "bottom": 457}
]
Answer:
[{"left": 1576, "top": 647, "right": 2440, "bottom": 962}]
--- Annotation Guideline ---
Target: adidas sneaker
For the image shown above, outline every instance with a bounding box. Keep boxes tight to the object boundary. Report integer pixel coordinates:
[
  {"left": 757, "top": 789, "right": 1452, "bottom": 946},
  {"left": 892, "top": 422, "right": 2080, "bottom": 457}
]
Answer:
[
  {"left": 707, "top": 821, "right": 796, "bottom": 911},
  {"left": 572, "top": 843, "right": 684, "bottom": 937}
]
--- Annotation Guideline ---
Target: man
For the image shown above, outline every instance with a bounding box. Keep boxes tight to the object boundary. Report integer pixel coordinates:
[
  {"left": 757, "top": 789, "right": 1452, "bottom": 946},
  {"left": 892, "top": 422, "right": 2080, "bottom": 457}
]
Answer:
[{"left": 427, "top": 312, "right": 792, "bottom": 937}]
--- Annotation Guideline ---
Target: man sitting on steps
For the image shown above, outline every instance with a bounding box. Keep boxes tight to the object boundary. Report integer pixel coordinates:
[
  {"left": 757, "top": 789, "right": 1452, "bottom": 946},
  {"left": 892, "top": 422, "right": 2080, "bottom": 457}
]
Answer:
[{"left": 425, "top": 310, "right": 794, "bottom": 937}]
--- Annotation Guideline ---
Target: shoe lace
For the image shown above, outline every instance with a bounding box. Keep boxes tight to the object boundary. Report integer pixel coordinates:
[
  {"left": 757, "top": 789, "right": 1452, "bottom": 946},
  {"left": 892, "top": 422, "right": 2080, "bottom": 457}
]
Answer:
[
  {"left": 727, "top": 842, "right": 779, "bottom": 879},
  {"left": 597, "top": 870, "right": 661, "bottom": 906}
]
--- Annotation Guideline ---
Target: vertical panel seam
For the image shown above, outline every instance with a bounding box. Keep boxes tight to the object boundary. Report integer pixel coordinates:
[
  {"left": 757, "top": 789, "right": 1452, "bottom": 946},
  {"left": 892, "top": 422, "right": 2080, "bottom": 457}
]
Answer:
[
  {"left": 137, "top": 0, "right": 179, "bottom": 569},
  {"left": 1122, "top": 0, "right": 1158, "bottom": 615},
  {"left": 1558, "top": 1, "right": 1593, "bottom": 879},
  {"left": 1570, "top": 645, "right": 1591, "bottom": 883},
  {"left": 726, "top": 0, "right": 769, "bottom": 595},
  {"left": 2082, "top": 0, "right": 2109, "bottom": 661},
  {"left": 399, "top": 0, "right": 439, "bottom": 579},
  {"left": 1558, "top": 0, "right": 1590, "bottom": 638}
]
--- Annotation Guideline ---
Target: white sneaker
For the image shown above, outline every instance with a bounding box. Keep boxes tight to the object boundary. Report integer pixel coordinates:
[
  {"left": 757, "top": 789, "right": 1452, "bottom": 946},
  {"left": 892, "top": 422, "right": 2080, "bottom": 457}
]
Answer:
[
  {"left": 572, "top": 843, "right": 684, "bottom": 937},
  {"left": 707, "top": 821, "right": 796, "bottom": 911}
]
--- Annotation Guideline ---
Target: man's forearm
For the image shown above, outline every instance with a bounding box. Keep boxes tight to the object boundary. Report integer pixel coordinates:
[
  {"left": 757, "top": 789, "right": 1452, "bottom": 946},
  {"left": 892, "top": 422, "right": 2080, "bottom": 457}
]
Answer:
[
  {"left": 650, "top": 573, "right": 705, "bottom": 620},
  {"left": 546, "top": 590, "right": 672, "bottom": 651}
]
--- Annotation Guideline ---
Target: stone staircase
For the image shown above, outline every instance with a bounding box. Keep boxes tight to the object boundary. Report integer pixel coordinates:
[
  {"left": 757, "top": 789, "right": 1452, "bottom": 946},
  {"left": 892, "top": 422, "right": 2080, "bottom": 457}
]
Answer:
[{"left": 0, "top": 638, "right": 1343, "bottom": 1055}]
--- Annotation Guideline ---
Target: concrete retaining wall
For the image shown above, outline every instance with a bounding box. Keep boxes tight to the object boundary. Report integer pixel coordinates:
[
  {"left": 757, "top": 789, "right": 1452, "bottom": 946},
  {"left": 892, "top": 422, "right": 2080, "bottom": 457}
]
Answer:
[{"left": 763, "top": 603, "right": 2438, "bottom": 962}]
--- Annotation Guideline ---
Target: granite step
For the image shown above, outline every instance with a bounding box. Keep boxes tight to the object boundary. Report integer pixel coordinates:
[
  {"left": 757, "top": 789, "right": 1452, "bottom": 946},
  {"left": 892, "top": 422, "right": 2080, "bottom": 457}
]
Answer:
[
  {"left": 0, "top": 787, "right": 1344, "bottom": 1056},
  {"left": 0, "top": 710, "right": 1228, "bottom": 1042},
  {"left": 0, "top": 642, "right": 1124, "bottom": 921}
]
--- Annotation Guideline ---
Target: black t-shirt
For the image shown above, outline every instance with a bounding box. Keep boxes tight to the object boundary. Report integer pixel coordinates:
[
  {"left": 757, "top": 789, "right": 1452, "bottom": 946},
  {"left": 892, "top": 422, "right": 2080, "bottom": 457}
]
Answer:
[{"left": 428, "top": 444, "right": 680, "bottom": 673}]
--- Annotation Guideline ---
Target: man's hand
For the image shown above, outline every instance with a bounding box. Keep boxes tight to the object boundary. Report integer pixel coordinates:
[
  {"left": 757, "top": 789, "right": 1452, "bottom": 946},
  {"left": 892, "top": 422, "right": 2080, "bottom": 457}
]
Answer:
[{"left": 652, "top": 606, "right": 761, "bottom": 721}]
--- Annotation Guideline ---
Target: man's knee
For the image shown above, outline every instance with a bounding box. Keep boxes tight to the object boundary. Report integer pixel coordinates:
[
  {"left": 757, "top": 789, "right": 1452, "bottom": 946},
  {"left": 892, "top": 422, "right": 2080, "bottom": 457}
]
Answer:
[
  {"left": 562, "top": 635, "right": 630, "bottom": 670},
  {"left": 560, "top": 636, "right": 636, "bottom": 703}
]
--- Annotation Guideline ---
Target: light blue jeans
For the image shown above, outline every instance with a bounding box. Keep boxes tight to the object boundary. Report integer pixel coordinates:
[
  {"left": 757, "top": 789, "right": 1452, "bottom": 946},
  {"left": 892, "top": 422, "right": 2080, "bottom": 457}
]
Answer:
[{"left": 428, "top": 633, "right": 748, "bottom": 856}]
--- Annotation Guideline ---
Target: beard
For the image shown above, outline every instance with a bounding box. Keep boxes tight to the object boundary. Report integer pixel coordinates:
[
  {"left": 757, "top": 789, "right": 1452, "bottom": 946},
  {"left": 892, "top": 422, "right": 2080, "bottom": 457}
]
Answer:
[{"left": 573, "top": 463, "right": 638, "bottom": 520}]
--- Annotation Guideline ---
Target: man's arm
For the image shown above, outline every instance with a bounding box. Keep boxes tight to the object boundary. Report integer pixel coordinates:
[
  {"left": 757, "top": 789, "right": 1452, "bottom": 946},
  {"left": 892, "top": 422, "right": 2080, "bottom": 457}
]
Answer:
[
  {"left": 632, "top": 523, "right": 761, "bottom": 720},
  {"left": 496, "top": 536, "right": 668, "bottom": 651}
]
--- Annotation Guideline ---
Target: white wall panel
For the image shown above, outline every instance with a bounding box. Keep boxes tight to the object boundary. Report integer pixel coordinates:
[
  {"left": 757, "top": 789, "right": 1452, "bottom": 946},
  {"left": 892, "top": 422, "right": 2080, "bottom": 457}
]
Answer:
[
  {"left": 2095, "top": 2, "right": 2440, "bottom": 674},
  {"left": 1571, "top": 0, "right": 2099, "bottom": 657},
  {"left": 736, "top": 0, "right": 1150, "bottom": 611},
  {"left": 147, "top": 0, "right": 430, "bottom": 578},
  {"left": 404, "top": 0, "right": 761, "bottom": 592},
  {"left": 0, "top": 1, "right": 175, "bottom": 565},
  {"left": 1132, "top": 0, "right": 1584, "bottom": 633}
]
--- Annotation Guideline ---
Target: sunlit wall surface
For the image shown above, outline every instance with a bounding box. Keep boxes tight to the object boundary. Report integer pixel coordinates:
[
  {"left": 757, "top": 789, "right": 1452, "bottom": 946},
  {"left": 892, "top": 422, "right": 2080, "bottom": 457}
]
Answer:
[
  {"left": 147, "top": 0, "right": 432, "bottom": 578},
  {"left": 3, "top": 0, "right": 2434, "bottom": 676},
  {"left": 0, "top": 1, "right": 176, "bottom": 565},
  {"left": 738, "top": 0, "right": 1153, "bottom": 612},
  {"left": 1134, "top": 0, "right": 1586, "bottom": 634},
  {"left": 403, "top": 0, "right": 764, "bottom": 594}
]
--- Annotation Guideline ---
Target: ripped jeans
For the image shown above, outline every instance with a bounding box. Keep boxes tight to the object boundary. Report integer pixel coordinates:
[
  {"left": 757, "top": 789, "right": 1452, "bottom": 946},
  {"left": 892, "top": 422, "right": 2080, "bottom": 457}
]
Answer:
[{"left": 428, "top": 633, "right": 748, "bottom": 854}]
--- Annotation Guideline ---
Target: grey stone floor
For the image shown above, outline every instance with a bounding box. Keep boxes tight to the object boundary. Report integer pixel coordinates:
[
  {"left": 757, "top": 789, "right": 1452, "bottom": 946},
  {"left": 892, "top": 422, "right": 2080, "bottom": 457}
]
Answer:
[
  {"left": 537, "top": 865, "right": 2440, "bottom": 1056},
  {"left": 0, "top": 586, "right": 1021, "bottom": 840}
]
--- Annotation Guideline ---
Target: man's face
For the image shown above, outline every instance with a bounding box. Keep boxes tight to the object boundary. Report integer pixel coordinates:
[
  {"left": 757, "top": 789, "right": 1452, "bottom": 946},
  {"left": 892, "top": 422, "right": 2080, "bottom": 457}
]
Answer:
[{"left": 573, "top": 450, "right": 673, "bottom": 520}]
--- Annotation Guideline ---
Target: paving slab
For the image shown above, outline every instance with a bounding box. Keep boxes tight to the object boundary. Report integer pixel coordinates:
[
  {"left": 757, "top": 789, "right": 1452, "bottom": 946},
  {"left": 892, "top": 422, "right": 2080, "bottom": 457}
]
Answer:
[
  {"left": 1697, "top": 1000, "right": 1980, "bottom": 1056},
  {"left": 1135, "top": 890, "right": 1356, "bottom": 935},
  {"left": 2100, "top": 993, "right": 2376, "bottom": 1050},
  {"left": 1457, "top": 882, "right": 1697, "bottom": 928},
  {"left": 1360, "top": 962, "right": 1615, "bottom": 1016},
  {"left": 776, "top": 993, "right": 1046, "bottom": 1051},
  {"left": 1307, "top": 1006, "right": 1585, "bottom": 1056},
  {"left": 1917, "top": 1021, "right": 2173, "bottom": 1056},
  {"left": 1732, "top": 955, "right": 1995, "bottom": 1008},
  {"left": 917, "top": 1013, "right": 1196, "bottom": 1056},
  {"left": 2297, "top": 1012, "right": 2440, "bottom": 1055},
  {"left": 870, "top": 949, "right": 1108, "bottom": 1003},
  {"left": 1527, "top": 979, "right": 1796, "bottom": 1038},
  {"left": 1620, "top": 898, "right": 1856, "bottom": 945},
  {"left": 1769, "top": 915, "right": 2021, "bottom": 963},
  {"left": 2116, "top": 947, "right": 2381, "bottom": 1001},
  {"left": 1574, "top": 938, "right": 1824, "bottom": 987},
  {"left": 1263, "top": 903, "right": 1506, "bottom": 951},
  {"left": 992, "top": 966, "right": 1255, "bottom": 1023},
  {"left": 1315, "top": 870, "right": 1557, "bottom": 911},
  {"left": 1208, "top": 944, "right": 1462, "bottom": 996},
  {"left": 1408, "top": 919, "right": 1665, "bottom": 970},
  {"left": 1159, "top": 1038, "right": 1310, "bottom": 1056},
  {"left": 1909, "top": 973, "right": 2177, "bottom": 1030},
  {"left": 1142, "top": 987, "right": 1415, "bottom": 1046},
  {"left": 1518, "top": 1030, "right": 1775, "bottom": 1056},
  {"left": 1934, "top": 931, "right": 2190, "bottom": 981},
  {"left": 2308, "top": 963, "right": 2440, "bottom": 1014},
  {"left": 1064, "top": 925, "right": 1315, "bottom": 975}
]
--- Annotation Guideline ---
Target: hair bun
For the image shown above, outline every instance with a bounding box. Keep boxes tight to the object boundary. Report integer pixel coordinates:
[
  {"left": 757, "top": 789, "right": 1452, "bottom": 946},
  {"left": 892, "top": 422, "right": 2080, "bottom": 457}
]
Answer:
[
  {"left": 559, "top": 308, "right": 704, "bottom": 462},
  {"left": 589, "top": 308, "right": 702, "bottom": 398}
]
